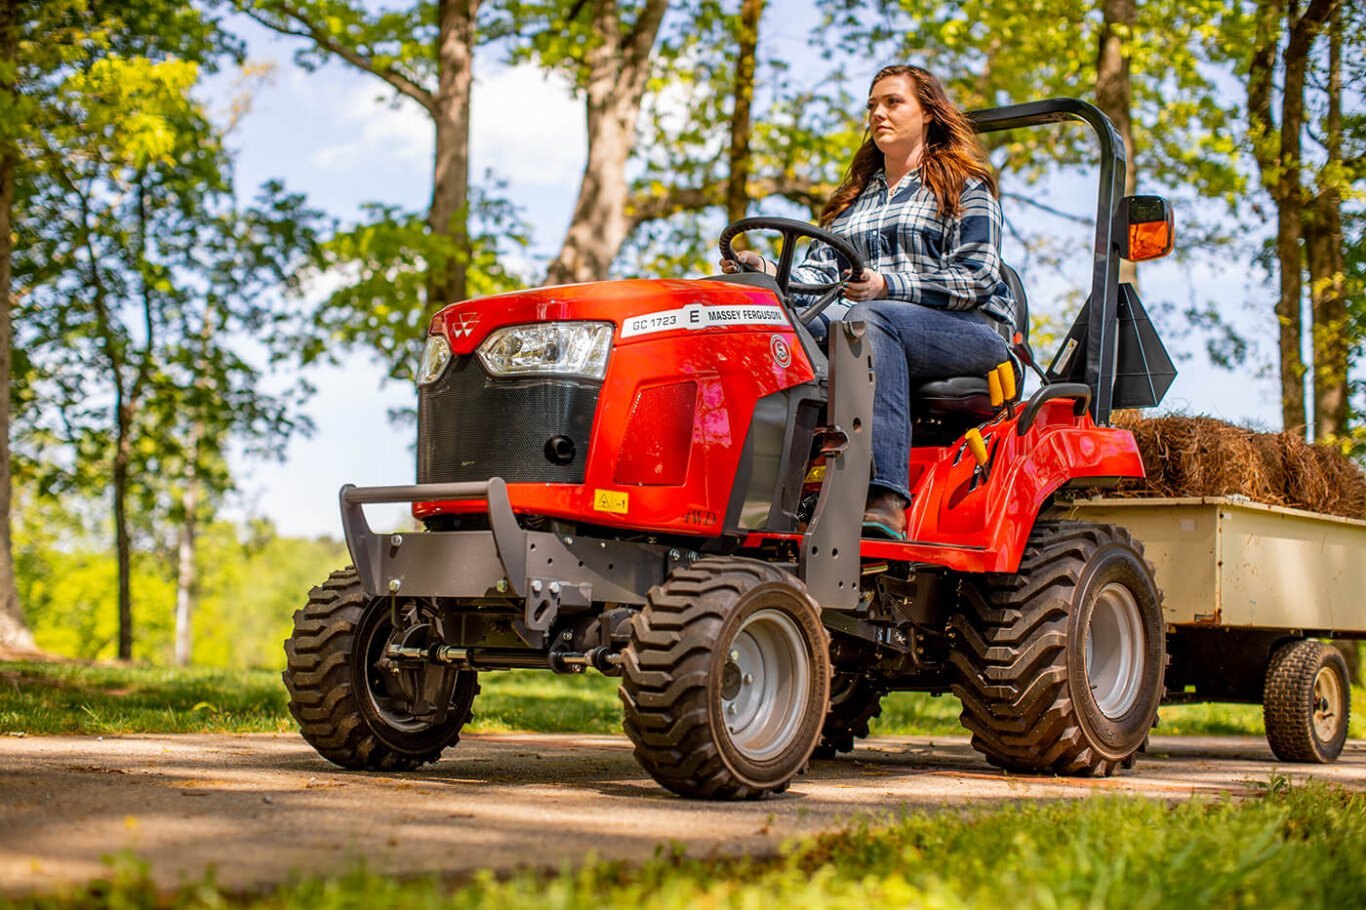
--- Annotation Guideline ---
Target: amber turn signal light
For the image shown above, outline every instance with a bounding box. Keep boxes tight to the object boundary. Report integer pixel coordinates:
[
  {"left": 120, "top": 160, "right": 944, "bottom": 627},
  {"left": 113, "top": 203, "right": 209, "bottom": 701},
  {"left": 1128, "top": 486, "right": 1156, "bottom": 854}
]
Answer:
[{"left": 1120, "top": 195, "right": 1174, "bottom": 262}]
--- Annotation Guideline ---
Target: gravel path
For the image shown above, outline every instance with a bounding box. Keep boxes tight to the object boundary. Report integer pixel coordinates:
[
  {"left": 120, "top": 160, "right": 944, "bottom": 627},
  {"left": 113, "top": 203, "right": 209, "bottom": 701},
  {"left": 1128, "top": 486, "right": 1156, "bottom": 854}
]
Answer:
[{"left": 2, "top": 732, "right": 1363, "bottom": 895}]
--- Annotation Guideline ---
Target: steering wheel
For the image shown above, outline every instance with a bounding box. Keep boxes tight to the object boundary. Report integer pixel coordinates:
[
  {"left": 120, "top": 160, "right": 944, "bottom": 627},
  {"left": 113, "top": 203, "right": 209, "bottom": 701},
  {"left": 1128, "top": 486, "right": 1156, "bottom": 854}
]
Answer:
[{"left": 717, "top": 216, "right": 866, "bottom": 326}]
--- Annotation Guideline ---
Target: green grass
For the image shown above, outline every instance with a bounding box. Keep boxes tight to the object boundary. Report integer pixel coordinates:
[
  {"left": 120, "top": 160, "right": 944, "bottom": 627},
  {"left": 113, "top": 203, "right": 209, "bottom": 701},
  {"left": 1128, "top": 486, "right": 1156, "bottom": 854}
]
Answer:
[
  {"left": 0, "top": 662, "right": 294, "bottom": 735},
  {"left": 0, "top": 662, "right": 626, "bottom": 736},
  {"left": 870, "top": 687, "right": 1366, "bottom": 741},
  {"left": 8, "top": 782, "right": 1364, "bottom": 909},
  {"left": 4, "top": 660, "right": 1364, "bottom": 741},
  {"left": 1157, "top": 690, "right": 1366, "bottom": 740}
]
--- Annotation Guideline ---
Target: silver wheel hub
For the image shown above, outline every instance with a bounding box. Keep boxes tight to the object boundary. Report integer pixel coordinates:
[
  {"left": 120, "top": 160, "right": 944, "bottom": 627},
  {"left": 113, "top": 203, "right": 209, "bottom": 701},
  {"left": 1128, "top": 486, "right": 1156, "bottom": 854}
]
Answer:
[
  {"left": 721, "top": 608, "right": 811, "bottom": 760},
  {"left": 1312, "top": 665, "right": 1344, "bottom": 742},
  {"left": 1085, "top": 583, "right": 1146, "bottom": 719}
]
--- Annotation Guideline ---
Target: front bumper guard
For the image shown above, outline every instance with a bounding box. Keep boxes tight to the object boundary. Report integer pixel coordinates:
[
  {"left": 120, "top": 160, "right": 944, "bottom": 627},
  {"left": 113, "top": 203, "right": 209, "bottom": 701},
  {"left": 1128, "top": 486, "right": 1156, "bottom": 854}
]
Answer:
[{"left": 340, "top": 478, "right": 682, "bottom": 641}]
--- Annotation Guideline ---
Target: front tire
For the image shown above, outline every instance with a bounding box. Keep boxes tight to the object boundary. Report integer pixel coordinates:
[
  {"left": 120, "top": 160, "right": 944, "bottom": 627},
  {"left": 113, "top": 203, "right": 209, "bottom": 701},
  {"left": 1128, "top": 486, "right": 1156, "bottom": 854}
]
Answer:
[
  {"left": 1264, "top": 639, "right": 1351, "bottom": 763},
  {"left": 284, "top": 567, "right": 479, "bottom": 771},
  {"left": 620, "top": 557, "right": 831, "bottom": 799},
  {"left": 950, "top": 522, "right": 1165, "bottom": 776}
]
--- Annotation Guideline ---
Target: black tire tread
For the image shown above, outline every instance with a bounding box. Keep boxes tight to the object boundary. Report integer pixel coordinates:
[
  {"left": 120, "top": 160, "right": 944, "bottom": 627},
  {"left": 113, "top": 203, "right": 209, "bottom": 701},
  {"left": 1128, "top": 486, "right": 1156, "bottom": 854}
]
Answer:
[
  {"left": 950, "top": 521, "right": 1161, "bottom": 777},
  {"left": 620, "top": 557, "right": 824, "bottom": 799},
  {"left": 1264, "top": 639, "right": 1350, "bottom": 763},
  {"left": 817, "top": 674, "right": 887, "bottom": 756},
  {"left": 283, "top": 566, "right": 478, "bottom": 772}
]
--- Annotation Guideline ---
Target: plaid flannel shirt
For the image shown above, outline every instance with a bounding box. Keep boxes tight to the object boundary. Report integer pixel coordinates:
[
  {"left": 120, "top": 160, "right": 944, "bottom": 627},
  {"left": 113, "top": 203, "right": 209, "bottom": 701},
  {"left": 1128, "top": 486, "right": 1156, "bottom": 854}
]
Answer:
[{"left": 793, "top": 169, "right": 1015, "bottom": 326}]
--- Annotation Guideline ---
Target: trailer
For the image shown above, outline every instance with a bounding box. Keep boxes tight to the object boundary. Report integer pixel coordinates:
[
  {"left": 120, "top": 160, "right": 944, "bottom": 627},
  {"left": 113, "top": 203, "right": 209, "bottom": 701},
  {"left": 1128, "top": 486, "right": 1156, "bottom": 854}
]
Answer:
[{"left": 1067, "top": 495, "right": 1361, "bottom": 762}]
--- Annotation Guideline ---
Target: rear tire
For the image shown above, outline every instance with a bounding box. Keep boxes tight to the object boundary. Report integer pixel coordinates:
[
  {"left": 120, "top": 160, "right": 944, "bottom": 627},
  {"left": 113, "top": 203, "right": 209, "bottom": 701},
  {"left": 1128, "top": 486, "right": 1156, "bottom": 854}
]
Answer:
[
  {"left": 621, "top": 557, "right": 830, "bottom": 799},
  {"left": 284, "top": 567, "right": 478, "bottom": 771},
  {"left": 950, "top": 522, "right": 1165, "bottom": 776},
  {"left": 1264, "top": 639, "right": 1350, "bottom": 763},
  {"left": 814, "top": 673, "right": 886, "bottom": 757}
]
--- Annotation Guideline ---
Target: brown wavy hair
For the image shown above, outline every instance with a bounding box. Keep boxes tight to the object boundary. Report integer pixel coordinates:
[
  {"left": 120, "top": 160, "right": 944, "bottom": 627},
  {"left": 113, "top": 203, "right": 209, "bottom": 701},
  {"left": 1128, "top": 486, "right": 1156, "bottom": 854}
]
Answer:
[{"left": 820, "top": 65, "right": 996, "bottom": 226}]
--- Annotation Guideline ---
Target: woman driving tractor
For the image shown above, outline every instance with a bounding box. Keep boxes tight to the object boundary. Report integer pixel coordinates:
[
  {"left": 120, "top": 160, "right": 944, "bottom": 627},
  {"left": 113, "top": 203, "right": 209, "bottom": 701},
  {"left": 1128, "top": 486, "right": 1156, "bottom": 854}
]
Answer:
[{"left": 722, "top": 64, "right": 1015, "bottom": 540}]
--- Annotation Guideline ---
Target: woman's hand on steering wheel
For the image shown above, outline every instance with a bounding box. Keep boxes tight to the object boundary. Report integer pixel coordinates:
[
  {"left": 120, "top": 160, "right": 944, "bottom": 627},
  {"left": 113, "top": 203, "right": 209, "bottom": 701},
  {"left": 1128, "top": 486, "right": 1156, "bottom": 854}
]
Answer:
[
  {"left": 719, "top": 250, "right": 774, "bottom": 275},
  {"left": 841, "top": 268, "right": 887, "bottom": 301},
  {"left": 717, "top": 216, "right": 867, "bottom": 325}
]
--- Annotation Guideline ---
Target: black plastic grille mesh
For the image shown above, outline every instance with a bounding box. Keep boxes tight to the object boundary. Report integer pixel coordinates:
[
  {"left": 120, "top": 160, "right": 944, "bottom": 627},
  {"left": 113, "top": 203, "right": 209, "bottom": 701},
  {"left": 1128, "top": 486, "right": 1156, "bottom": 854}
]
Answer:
[{"left": 417, "top": 357, "right": 600, "bottom": 484}]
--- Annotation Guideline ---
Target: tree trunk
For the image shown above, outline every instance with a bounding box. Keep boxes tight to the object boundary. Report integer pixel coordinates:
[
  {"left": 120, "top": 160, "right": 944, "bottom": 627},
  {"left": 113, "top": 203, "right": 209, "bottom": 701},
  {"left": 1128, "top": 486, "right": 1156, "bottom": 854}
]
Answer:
[
  {"left": 113, "top": 398, "right": 133, "bottom": 660},
  {"left": 1095, "top": 0, "right": 1138, "bottom": 287},
  {"left": 1247, "top": 0, "right": 1337, "bottom": 437},
  {"left": 0, "top": 0, "right": 33, "bottom": 652},
  {"left": 1276, "top": 0, "right": 1337, "bottom": 435},
  {"left": 1306, "top": 4, "right": 1347, "bottom": 443},
  {"left": 174, "top": 427, "right": 199, "bottom": 667},
  {"left": 429, "top": 0, "right": 478, "bottom": 307},
  {"left": 544, "top": 0, "right": 667, "bottom": 285},
  {"left": 172, "top": 407, "right": 200, "bottom": 664},
  {"left": 725, "top": 0, "right": 764, "bottom": 227}
]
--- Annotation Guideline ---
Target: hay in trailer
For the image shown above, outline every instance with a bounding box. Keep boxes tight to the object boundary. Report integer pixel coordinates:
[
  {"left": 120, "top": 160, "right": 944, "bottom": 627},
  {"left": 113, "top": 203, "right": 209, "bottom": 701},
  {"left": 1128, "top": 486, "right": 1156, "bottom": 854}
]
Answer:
[{"left": 1107, "top": 412, "right": 1366, "bottom": 519}]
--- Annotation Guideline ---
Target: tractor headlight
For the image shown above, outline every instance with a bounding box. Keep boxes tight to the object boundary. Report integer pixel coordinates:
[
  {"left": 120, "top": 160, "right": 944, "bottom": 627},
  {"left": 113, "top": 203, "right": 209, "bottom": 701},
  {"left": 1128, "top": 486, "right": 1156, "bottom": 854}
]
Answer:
[
  {"left": 416, "top": 333, "right": 452, "bottom": 386},
  {"left": 477, "top": 322, "right": 613, "bottom": 380}
]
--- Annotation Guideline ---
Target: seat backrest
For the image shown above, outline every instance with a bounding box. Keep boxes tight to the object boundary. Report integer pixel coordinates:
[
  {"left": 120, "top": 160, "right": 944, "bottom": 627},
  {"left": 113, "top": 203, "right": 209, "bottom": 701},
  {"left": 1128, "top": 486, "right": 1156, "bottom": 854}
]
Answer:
[{"left": 999, "top": 262, "right": 1029, "bottom": 349}]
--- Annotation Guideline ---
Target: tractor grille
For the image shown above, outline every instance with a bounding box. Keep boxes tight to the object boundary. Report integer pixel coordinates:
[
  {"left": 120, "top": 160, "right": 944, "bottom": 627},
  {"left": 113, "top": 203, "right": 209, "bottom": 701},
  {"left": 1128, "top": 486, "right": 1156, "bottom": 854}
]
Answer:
[{"left": 417, "top": 356, "right": 600, "bottom": 484}]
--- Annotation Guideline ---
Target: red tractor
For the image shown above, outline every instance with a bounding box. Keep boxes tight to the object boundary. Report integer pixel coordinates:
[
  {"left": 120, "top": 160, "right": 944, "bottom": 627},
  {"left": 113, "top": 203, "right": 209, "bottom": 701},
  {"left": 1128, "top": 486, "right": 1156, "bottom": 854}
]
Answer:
[{"left": 286, "top": 99, "right": 1178, "bottom": 798}]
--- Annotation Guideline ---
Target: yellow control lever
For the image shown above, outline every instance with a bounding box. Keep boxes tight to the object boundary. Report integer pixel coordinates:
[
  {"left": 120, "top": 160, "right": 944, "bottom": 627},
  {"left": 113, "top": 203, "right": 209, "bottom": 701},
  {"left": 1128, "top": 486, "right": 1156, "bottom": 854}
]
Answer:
[
  {"left": 965, "top": 428, "right": 989, "bottom": 472},
  {"left": 997, "top": 362, "right": 1016, "bottom": 401},
  {"left": 987, "top": 371, "right": 1004, "bottom": 408}
]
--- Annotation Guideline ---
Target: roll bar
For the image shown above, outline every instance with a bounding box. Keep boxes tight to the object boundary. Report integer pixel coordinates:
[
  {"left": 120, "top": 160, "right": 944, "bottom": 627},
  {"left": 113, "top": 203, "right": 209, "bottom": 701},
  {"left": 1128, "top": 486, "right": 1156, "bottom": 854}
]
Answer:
[{"left": 967, "top": 98, "right": 1127, "bottom": 424}]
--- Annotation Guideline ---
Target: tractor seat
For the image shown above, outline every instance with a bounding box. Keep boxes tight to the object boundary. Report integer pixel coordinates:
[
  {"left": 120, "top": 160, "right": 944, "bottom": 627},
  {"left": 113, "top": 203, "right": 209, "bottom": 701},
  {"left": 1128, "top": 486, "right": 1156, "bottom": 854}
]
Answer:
[{"left": 912, "top": 263, "right": 1030, "bottom": 434}]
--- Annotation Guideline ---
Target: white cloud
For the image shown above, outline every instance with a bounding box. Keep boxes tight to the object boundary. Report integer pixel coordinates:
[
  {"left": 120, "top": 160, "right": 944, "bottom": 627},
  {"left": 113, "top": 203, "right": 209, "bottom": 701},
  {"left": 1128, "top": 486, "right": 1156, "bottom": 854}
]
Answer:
[
  {"left": 301, "top": 63, "right": 585, "bottom": 191},
  {"left": 471, "top": 65, "right": 585, "bottom": 187},
  {"left": 310, "top": 80, "right": 434, "bottom": 172}
]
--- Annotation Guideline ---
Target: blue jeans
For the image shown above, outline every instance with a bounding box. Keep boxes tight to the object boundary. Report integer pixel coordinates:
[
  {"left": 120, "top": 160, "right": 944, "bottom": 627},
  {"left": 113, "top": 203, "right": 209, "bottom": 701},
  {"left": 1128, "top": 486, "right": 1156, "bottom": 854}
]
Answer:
[{"left": 816, "top": 301, "right": 1008, "bottom": 501}]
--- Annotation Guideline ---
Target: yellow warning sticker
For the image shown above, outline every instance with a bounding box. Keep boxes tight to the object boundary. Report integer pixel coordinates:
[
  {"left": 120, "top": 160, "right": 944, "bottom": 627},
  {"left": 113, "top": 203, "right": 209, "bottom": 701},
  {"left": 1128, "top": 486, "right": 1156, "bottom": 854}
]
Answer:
[{"left": 593, "top": 489, "right": 629, "bottom": 514}]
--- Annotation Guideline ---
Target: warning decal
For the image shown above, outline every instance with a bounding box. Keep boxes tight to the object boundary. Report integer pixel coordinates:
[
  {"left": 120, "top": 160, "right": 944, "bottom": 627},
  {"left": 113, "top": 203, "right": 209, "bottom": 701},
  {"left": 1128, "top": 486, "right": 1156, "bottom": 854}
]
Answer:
[
  {"left": 592, "top": 489, "right": 629, "bottom": 514},
  {"left": 620, "top": 303, "right": 788, "bottom": 338}
]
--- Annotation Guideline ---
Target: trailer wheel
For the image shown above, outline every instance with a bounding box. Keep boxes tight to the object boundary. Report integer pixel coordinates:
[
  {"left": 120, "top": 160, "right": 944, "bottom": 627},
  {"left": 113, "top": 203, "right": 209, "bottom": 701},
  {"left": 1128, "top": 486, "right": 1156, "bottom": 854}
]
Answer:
[
  {"left": 1263, "top": 640, "right": 1350, "bottom": 763},
  {"left": 950, "top": 521, "right": 1165, "bottom": 776},
  {"left": 814, "top": 673, "right": 886, "bottom": 757},
  {"left": 620, "top": 557, "right": 830, "bottom": 799},
  {"left": 284, "top": 567, "right": 478, "bottom": 771}
]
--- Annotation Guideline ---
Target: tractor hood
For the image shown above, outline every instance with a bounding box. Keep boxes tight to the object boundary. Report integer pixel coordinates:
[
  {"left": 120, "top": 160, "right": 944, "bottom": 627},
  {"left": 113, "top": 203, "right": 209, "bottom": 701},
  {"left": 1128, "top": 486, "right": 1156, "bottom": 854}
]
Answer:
[{"left": 428, "top": 278, "right": 791, "bottom": 355}]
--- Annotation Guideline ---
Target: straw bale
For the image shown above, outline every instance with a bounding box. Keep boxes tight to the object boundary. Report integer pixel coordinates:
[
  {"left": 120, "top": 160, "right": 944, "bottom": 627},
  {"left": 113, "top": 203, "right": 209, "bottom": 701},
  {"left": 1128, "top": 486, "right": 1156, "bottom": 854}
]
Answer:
[{"left": 1105, "top": 412, "right": 1366, "bottom": 519}]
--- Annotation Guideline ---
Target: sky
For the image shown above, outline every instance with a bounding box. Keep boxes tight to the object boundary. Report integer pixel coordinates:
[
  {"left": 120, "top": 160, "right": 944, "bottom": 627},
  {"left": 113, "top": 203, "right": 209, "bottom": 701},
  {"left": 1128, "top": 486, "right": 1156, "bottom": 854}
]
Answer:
[{"left": 207, "top": 6, "right": 1291, "bottom": 540}]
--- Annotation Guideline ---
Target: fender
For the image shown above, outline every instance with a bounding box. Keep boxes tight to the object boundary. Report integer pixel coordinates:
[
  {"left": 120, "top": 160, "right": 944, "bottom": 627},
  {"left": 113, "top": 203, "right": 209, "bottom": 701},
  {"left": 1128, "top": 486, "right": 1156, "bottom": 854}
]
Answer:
[{"left": 859, "top": 400, "right": 1144, "bottom": 573}]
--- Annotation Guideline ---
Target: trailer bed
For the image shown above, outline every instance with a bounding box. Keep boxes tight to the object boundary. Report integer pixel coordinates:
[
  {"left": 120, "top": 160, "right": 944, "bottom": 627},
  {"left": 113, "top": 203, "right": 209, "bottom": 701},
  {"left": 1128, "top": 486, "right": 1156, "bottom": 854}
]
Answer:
[{"left": 1066, "top": 496, "right": 1366, "bottom": 636}]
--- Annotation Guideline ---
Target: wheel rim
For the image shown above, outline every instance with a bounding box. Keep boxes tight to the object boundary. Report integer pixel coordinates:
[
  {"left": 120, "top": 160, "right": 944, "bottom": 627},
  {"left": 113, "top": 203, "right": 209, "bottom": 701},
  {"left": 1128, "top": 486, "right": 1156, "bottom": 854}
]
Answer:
[
  {"left": 720, "top": 608, "right": 811, "bottom": 760},
  {"left": 358, "top": 604, "right": 432, "bottom": 733},
  {"left": 1312, "top": 664, "right": 1345, "bottom": 743},
  {"left": 1085, "top": 582, "right": 1146, "bottom": 719}
]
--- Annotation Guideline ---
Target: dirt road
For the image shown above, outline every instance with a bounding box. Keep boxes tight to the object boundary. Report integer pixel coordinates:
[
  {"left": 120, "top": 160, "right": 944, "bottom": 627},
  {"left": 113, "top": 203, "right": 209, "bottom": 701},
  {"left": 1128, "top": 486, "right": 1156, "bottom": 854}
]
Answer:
[{"left": 3, "top": 732, "right": 1363, "bottom": 895}]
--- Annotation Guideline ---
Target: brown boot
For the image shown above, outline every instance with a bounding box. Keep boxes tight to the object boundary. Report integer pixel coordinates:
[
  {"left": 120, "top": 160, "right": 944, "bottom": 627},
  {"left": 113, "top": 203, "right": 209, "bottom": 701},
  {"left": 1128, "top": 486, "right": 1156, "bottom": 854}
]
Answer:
[{"left": 861, "top": 488, "right": 908, "bottom": 540}]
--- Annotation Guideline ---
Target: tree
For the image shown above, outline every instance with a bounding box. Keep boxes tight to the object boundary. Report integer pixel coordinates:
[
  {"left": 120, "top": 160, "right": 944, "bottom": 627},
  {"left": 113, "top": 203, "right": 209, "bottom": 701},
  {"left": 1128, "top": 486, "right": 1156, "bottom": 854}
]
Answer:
[
  {"left": 235, "top": 1, "right": 528, "bottom": 383},
  {"left": 816, "top": 0, "right": 1247, "bottom": 282},
  {"left": 725, "top": 0, "right": 765, "bottom": 226},
  {"left": 1303, "top": 0, "right": 1363, "bottom": 445},
  {"left": 507, "top": 0, "right": 669, "bottom": 285},
  {"left": 0, "top": 0, "right": 31, "bottom": 651},
  {"left": 1096, "top": 0, "right": 1138, "bottom": 285},
  {"left": 15, "top": 48, "right": 319, "bottom": 658},
  {"left": 239, "top": 0, "right": 481, "bottom": 309},
  {"left": 1247, "top": 0, "right": 1340, "bottom": 436},
  {"left": 614, "top": 2, "right": 856, "bottom": 275}
]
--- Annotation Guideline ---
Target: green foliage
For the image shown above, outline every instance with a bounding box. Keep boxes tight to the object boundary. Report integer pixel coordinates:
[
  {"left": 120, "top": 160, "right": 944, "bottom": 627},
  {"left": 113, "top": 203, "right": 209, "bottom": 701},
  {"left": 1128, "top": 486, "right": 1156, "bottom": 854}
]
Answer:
[
  {"left": 309, "top": 185, "right": 532, "bottom": 382},
  {"left": 619, "top": 4, "right": 859, "bottom": 277},
  {"left": 189, "top": 524, "right": 348, "bottom": 669},
  {"left": 472, "top": 670, "right": 623, "bottom": 733},
  {"left": 13, "top": 493, "right": 346, "bottom": 667},
  {"left": 9, "top": 783, "right": 1365, "bottom": 908},
  {"left": 0, "top": 661, "right": 291, "bottom": 734}
]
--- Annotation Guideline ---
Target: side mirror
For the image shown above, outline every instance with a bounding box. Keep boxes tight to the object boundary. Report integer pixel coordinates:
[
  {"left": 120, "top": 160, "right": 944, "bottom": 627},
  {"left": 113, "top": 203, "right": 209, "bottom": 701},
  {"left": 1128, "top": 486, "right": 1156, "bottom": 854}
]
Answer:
[{"left": 1119, "top": 195, "right": 1174, "bottom": 262}]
